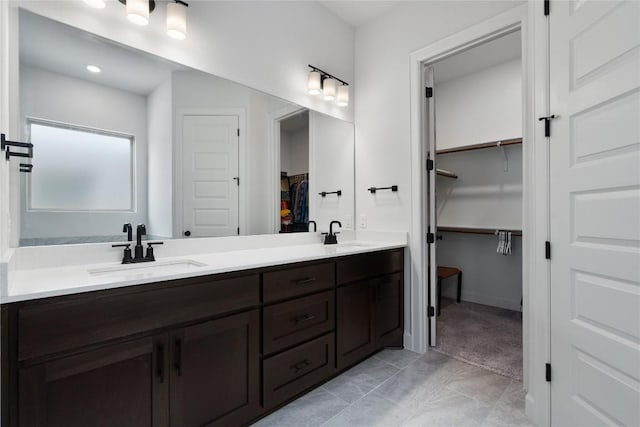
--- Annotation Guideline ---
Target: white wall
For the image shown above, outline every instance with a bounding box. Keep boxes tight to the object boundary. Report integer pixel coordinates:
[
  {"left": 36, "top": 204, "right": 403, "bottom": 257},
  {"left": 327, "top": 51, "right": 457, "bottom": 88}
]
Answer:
[
  {"left": 283, "top": 128, "right": 309, "bottom": 176},
  {"left": 19, "top": 65, "right": 148, "bottom": 242},
  {"left": 14, "top": 1, "right": 354, "bottom": 122},
  {"left": 280, "top": 131, "right": 291, "bottom": 174},
  {"left": 436, "top": 59, "right": 522, "bottom": 150},
  {"left": 354, "top": 1, "right": 522, "bottom": 233},
  {"left": 147, "top": 77, "right": 173, "bottom": 239}
]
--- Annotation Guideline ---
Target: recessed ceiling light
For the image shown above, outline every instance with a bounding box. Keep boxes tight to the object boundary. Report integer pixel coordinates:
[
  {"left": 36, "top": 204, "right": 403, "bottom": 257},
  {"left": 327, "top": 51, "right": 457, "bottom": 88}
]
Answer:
[{"left": 86, "top": 65, "right": 102, "bottom": 73}]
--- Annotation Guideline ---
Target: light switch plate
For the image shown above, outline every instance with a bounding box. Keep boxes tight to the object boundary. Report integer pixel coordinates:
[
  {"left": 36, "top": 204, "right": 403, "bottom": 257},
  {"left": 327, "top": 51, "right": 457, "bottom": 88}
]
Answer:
[{"left": 359, "top": 215, "right": 367, "bottom": 229}]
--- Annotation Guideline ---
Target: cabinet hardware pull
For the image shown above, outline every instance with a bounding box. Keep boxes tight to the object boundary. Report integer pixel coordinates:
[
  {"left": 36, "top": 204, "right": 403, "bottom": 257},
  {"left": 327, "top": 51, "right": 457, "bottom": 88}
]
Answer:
[
  {"left": 294, "top": 314, "right": 316, "bottom": 324},
  {"left": 156, "top": 343, "right": 165, "bottom": 384},
  {"left": 290, "top": 359, "right": 312, "bottom": 373},
  {"left": 174, "top": 339, "right": 182, "bottom": 376},
  {"left": 295, "top": 277, "right": 316, "bottom": 285}
]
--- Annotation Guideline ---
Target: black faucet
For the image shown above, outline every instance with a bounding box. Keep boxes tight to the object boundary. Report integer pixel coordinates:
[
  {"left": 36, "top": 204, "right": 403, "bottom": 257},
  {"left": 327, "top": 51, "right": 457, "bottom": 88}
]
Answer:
[
  {"left": 123, "top": 223, "right": 133, "bottom": 241},
  {"left": 112, "top": 224, "right": 163, "bottom": 264},
  {"left": 308, "top": 220, "right": 317, "bottom": 232},
  {"left": 135, "top": 224, "right": 146, "bottom": 260},
  {"left": 323, "top": 220, "right": 342, "bottom": 245}
]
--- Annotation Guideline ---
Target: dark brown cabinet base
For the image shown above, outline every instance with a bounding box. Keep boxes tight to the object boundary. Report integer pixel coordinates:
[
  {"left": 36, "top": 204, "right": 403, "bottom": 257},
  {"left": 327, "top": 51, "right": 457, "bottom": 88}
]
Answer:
[{"left": 2, "top": 248, "right": 404, "bottom": 427}]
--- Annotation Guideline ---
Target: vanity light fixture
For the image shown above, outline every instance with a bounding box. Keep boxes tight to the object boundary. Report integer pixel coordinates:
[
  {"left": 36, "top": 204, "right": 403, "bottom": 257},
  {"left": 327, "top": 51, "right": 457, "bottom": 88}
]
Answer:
[
  {"left": 86, "top": 65, "right": 102, "bottom": 73},
  {"left": 307, "top": 65, "right": 349, "bottom": 107},
  {"left": 166, "top": 0, "right": 188, "bottom": 40},
  {"left": 83, "top": 0, "right": 106, "bottom": 9},
  {"left": 111, "top": 0, "right": 188, "bottom": 39}
]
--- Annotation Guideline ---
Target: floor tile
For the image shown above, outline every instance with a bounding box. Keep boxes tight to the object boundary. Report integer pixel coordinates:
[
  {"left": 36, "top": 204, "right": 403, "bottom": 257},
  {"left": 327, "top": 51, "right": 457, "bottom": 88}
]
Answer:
[
  {"left": 322, "top": 390, "right": 415, "bottom": 427},
  {"left": 252, "top": 388, "right": 349, "bottom": 427},
  {"left": 322, "top": 368, "right": 383, "bottom": 403},
  {"left": 482, "top": 381, "right": 533, "bottom": 427},
  {"left": 374, "top": 348, "right": 422, "bottom": 369},
  {"left": 346, "top": 355, "right": 400, "bottom": 383},
  {"left": 402, "top": 387, "right": 493, "bottom": 427},
  {"left": 444, "top": 362, "right": 511, "bottom": 405},
  {"left": 371, "top": 362, "right": 450, "bottom": 408}
]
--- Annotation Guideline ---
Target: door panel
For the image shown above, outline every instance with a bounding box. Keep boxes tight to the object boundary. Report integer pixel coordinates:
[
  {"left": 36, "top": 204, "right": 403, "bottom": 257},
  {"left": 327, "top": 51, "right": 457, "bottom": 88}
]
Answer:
[
  {"left": 336, "top": 280, "right": 376, "bottom": 370},
  {"left": 182, "top": 115, "right": 239, "bottom": 237},
  {"left": 19, "top": 335, "right": 168, "bottom": 427},
  {"left": 375, "top": 273, "right": 404, "bottom": 348},
  {"left": 170, "top": 310, "right": 260, "bottom": 427},
  {"left": 550, "top": 1, "right": 640, "bottom": 425}
]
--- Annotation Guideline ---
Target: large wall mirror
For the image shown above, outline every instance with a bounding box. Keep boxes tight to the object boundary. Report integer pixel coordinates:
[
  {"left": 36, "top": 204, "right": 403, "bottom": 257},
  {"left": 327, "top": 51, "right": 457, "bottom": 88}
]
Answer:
[{"left": 16, "top": 10, "right": 354, "bottom": 246}]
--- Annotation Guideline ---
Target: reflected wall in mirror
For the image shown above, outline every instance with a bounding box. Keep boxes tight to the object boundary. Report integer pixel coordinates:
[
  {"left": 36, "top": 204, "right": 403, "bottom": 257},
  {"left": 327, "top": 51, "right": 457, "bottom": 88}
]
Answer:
[{"left": 17, "top": 10, "right": 355, "bottom": 246}]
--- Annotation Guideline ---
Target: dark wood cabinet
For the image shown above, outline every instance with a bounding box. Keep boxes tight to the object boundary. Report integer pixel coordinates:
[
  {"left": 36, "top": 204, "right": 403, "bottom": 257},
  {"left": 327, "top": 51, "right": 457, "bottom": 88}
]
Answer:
[
  {"left": 19, "top": 335, "right": 169, "bottom": 427},
  {"left": 336, "top": 280, "right": 376, "bottom": 370},
  {"left": 170, "top": 310, "right": 260, "bottom": 427},
  {"left": 2, "top": 248, "right": 404, "bottom": 427}
]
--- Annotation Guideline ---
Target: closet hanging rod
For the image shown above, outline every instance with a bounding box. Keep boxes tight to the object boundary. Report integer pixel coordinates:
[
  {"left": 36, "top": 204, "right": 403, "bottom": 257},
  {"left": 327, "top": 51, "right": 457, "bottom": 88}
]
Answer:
[
  {"left": 435, "top": 137, "right": 522, "bottom": 155},
  {"left": 438, "top": 226, "right": 522, "bottom": 236},
  {"left": 436, "top": 168, "right": 458, "bottom": 179}
]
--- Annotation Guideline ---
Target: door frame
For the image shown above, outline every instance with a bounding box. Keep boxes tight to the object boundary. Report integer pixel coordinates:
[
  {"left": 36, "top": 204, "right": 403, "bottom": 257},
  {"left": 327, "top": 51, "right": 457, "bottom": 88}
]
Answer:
[
  {"left": 408, "top": 4, "right": 550, "bottom": 426},
  {"left": 268, "top": 105, "right": 308, "bottom": 234},
  {"left": 174, "top": 108, "right": 246, "bottom": 238}
]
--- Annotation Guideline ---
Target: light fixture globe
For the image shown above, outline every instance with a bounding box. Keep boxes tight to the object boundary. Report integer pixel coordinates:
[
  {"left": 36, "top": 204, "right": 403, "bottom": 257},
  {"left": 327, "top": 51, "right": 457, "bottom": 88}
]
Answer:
[
  {"left": 323, "top": 78, "right": 337, "bottom": 101},
  {"left": 308, "top": 71, "right": 321, "bottom": 95},
  {"left": 336, "top": 85, "right": 349, "bottom": 107},
  {"left": 167, "top": 1, "right": 188, "bottom": 40},
  {"left": 126, "top": 0, "right": 150, "bottom": 25}
]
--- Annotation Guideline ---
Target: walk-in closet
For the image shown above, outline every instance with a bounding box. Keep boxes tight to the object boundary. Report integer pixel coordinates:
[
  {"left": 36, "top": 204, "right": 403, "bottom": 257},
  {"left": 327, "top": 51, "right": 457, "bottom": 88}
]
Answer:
[
  {"left": 279, "top": 110, "right": 309, "bottom": 233},
  {"left": 428, "top": 30, "right": 524, "bottom": 380}
]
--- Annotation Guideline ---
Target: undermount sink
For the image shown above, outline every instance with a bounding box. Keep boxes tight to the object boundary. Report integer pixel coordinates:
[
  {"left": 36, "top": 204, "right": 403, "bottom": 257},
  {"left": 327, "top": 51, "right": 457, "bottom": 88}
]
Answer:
[{"left": 88, "top": 260, "right": 207, "bottom": 277}]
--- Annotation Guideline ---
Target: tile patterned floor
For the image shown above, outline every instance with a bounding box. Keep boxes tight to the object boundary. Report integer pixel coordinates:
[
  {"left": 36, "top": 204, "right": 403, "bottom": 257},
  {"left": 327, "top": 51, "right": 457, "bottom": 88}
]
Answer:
[{"left": 252, "top": 349, "right": 533, "bottom": 427}]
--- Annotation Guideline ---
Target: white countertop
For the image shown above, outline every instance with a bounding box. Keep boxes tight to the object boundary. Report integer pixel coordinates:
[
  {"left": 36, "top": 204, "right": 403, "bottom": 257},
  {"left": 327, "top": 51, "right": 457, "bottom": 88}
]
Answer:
[{"left": 1, "top": 233, "right": 406, "bottom": 303}]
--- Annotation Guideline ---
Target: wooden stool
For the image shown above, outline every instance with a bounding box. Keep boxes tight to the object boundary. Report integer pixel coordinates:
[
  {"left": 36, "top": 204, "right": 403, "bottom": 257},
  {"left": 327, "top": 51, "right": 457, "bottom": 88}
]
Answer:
[{"left": 437, "top": 266, "right": 462, "bottom": 316}]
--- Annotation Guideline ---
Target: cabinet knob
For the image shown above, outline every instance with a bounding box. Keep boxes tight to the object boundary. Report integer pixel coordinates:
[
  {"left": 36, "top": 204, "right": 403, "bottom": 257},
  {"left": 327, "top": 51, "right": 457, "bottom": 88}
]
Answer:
[{"left": 184, "top": 230, "right": 191, "bottom": 237}]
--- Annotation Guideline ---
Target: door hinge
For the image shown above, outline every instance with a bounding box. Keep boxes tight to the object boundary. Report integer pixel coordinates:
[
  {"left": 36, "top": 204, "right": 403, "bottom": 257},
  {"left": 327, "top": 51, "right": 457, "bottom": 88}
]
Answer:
[
  {"left": 237, "top": 128, "right": 240, "bottom": 137},
  {"left": 545, "top": 241, "right": 551, "bottom": 260},
  {"left": 426, "top": 159, "right": 434, "bottom": 171},
  {"left": 543, "top": 0, "right": 550, "bottom": 16},
  {"left": 427, "top": 232, "right": 435, "bottom": 244},
  {"left": 428, "top": 306, "right": 435, "bottom": 317},
  {"left": 538, "top": 115, "right": 556, "bottom": 137},
  {"left": 237, "top": 227, "right": 240, "bottom": 235},
  {"left": 425, "top": 87, "right": 433, "bottom": 98},
  {"left": 545, "top": 363, "right": 551, "bottom": 381}
]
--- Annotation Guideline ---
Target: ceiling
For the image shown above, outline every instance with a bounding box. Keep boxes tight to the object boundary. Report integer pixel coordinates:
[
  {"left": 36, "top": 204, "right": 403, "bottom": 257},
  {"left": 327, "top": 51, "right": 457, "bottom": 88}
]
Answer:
[
  {"left": 319, "top": 1, "right": 400, "bottom": 27},
  {"left": 19, "top": 10, "right": 188, "bottom": 96},
  {"left": 433, "top": 30, "right": 522, "bottom": 84}
]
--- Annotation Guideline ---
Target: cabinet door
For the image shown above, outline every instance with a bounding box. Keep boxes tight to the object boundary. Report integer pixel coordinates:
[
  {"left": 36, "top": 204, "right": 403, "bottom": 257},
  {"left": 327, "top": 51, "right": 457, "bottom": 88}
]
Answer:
[
  {"left": 336, "top": 280, "right": 376, "bottom": 370},
  {"left": 19, "top": 335, "right": 169, "bottom": 427},
  {"left": 170, "top": 309, "right": 260, "bottom": 427},
  {"left": 375, "top": 272, "right": 404, "bottom": 348}
]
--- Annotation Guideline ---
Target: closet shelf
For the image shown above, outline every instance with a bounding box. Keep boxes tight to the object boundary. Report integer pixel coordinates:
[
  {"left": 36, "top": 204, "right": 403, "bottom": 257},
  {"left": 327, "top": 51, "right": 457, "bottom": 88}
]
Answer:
[
  {"left": 436, "top": 137, "right": 522, "bottom": 155},
  {"left": 438, "top": 226, "right": 522, "bottom": 236},
  {"left": 436, "top": 168, "right": 458, "bottom": 179}
]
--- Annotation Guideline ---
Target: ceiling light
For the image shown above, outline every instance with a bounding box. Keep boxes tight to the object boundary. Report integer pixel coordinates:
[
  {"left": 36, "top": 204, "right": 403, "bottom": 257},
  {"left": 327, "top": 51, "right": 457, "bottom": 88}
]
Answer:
[
  {"left": 86, "top": 65, "right": 102, "bottom": 73},
  {"left": 167, "top": 0, "right": 188, "bottom": 40},
  {"left": 336, "top": 85, "right": 349, "bottom": 107},
  {"left": 308, "top": 71, "right": 322, "bottom": 95},
  {"left": 126, "top": 0, "right": 150, "bottom": 26},
  {"left": 323, "top": 78, "right": 337, "bottom": 101},
  {"left": 83, "top": 0, "right": 106, "bottom": 9}
]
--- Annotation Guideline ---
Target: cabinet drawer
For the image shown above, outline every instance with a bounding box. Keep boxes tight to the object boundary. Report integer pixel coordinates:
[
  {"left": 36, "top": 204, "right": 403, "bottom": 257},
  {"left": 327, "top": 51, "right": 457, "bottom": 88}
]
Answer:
[
  {"left": 18, "top": 274, "right": 259, "bottom": 362},
  {"left": 263, "top": 291, "right": 335, "bottom": 355},
  {"left": 337, "top": 249, "right": 403, "bottom": 285},
  {"left": 263, "top": 262, "right": 334, "bottom": 303},
  {"left": 263, "top": 333, "right": 335, "bottom": 409}
]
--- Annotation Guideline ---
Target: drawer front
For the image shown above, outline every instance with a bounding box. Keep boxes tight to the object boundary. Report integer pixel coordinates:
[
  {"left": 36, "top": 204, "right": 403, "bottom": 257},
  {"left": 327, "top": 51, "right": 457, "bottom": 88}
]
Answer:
[
  {"left": 263, "top": 291, "right": 335, "bottom": 355},
  {"left": 263, "top": 333, "right": 335, "bottom": 409},
  {"left": 263, "top": 262, "right": 335, "bottom": 303},
  {"left": 336, "top": 249, "right": 403, "bottom": 285},
  {"left": 18, "top": 274, "right": 259, "bottom": 362}
]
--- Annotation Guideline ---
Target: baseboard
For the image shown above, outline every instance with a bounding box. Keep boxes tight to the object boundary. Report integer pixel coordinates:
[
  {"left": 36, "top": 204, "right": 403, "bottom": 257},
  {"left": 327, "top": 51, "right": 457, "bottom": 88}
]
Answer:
[{"left": 449, "top": 290, "right": 522, "bottom": 312}]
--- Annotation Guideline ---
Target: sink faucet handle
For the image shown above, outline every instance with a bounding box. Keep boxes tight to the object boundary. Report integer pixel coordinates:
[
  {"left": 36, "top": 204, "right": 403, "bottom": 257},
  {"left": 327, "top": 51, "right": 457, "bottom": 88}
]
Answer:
[
  {"left": 112, "top": 243, "right": 133, "bottom": 264},
  {"left": 145, "top": 241, "right": 164, "bottom": 261}
]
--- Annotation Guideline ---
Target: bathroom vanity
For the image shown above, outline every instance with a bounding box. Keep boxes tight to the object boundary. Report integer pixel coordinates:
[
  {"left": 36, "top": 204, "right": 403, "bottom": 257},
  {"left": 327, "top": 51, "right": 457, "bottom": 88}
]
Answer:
[{"left": 1, "top": 242, "right": 405, "bottom": 427}]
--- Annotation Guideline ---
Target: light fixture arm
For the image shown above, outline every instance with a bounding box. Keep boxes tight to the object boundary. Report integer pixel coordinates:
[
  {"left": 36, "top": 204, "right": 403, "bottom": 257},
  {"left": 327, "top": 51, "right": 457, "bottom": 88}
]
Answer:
[
  {"left": 117, "top": 0, "right": 156, "bottom": 13},
  {"left": 308, "top": 65, "right": 349, "bottom": 86}
]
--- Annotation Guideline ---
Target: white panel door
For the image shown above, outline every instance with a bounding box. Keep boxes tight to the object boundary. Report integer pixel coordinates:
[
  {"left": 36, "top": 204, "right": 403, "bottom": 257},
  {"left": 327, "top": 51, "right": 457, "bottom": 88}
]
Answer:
[
  {"left": 182, "top": 115, "right": 239, "bottom": 238},
  {"left": 425, "top": 66, "right": 438, "bottom": 346},
  {"left": 549, "top": 1, "right": 640, "bottom": 425}
]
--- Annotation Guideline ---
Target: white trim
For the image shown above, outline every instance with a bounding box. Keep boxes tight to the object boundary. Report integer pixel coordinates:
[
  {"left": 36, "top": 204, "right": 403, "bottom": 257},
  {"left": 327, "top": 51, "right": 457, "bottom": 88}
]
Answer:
[
  {"left": 174, "top": 108, "right": 246, "bottom": 238},
  {"left": 408, "top": 4, "right": 549, "bottom": 426},
  {"left": 268, "top": 104, "right": 307, "bottom": 234}
]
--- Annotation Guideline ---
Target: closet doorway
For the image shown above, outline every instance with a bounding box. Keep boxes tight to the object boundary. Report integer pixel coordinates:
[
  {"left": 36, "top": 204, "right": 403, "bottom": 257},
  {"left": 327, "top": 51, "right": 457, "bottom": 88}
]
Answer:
[
  {"left": 276, "top": 110, "right": 310, "bottom": 233},
  {"left": 425, "top": 30, "right": 525, "bottom": 381}
]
